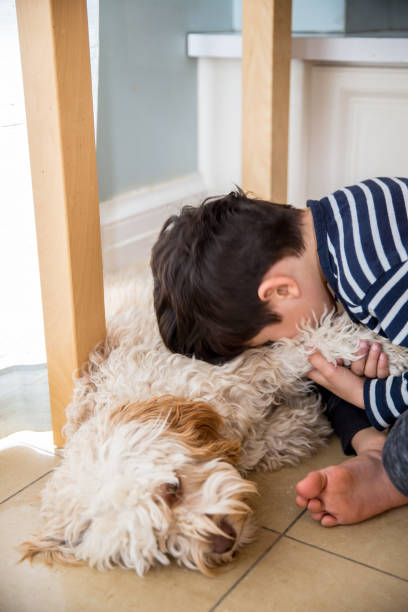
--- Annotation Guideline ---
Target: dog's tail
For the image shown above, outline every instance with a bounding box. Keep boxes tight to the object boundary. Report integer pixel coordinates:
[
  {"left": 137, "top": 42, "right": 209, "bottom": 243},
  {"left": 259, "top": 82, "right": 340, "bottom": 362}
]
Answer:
[{"left": 18, "top": 536, "right": 84, "bottom": 567}]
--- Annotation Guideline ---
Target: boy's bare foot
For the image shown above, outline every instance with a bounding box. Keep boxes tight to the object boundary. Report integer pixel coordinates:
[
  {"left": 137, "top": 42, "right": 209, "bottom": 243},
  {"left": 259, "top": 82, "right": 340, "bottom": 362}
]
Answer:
[{"left": 295, "top": 429, "right": 408, "bottom": 526}]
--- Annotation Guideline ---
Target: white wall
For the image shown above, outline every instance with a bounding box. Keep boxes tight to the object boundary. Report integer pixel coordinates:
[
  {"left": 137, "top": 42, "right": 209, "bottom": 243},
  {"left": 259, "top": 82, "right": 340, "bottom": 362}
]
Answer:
[{"left": 96, "top": 0, "right": 234, "bottom": 202}]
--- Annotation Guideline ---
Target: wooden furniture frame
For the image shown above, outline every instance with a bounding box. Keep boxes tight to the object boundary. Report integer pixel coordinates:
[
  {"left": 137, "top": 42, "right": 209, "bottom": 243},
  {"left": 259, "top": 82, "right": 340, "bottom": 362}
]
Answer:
[
  {"left": 16, "top": 0, "right": 106, "bottom": 447},
  {"left": 15, "top": 0, "right": 291, "bottom": 447},
  {"left": 242, "top": 0, "right": 292, "bottom": 202}
]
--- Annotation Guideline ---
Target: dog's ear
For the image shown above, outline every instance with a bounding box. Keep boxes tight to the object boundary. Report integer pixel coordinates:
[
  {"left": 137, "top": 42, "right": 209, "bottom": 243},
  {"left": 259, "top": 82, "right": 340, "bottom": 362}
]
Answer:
[
  {"left": 19, "top": 533, "right": 84, "bottom": 567},
  {"left": 110, "top": 396, "right": 241, "bottom": 465}
]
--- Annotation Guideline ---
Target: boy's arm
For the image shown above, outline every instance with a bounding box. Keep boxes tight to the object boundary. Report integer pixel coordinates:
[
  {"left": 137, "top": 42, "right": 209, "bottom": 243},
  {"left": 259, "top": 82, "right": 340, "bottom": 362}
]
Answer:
[
  {"left": 309, "top": 260, "right": 408, "bottom": 427},
  {"left": 308, "top": 352, "right": 408, "bottom": 431},
  {"left": 361, "top": 262, "right": 408, "bottom": 429},
  {"left": 364, "top": 374, "right": 408, "bottom": 430},
  {"left": 308, "top": 349, "right": 408, "bottom": 431},
  {"left": 311, "top": 259, "right": 408, "bottom": 429}
]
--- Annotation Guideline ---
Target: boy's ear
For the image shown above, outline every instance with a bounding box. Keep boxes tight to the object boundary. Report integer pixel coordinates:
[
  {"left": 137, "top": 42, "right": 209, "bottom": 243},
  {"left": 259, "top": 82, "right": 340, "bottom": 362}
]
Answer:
[{"left": 258, "top": 275, "right": 300, "bottom": 303}]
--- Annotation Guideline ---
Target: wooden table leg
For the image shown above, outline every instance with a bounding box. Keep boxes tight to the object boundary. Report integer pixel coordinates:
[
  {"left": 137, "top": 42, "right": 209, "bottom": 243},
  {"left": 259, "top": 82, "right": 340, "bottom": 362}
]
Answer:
[
  {"left": 242, "top": 0, "right": 292, "bottom": 203},
  {"left": 15, "top": 0, "right": 106, "bottom": 447}
]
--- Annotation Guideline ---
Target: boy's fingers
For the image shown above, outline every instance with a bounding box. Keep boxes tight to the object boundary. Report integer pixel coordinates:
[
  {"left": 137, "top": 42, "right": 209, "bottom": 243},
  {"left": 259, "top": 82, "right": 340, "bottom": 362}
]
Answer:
[
  {"left": 350, "top": 341, "right": 368, "bottom": 376},
  {"left": 306, "top": 368, "right": 327, "bottom": 387},
  {"left": 363, "top": 342, "right": 381, "bottom": 378},
  {"left": 308, "top": 352, "right": 337, "bottom": 380},
  {"left": 377, "top": 352, "right": 389, "bottom": 378}
]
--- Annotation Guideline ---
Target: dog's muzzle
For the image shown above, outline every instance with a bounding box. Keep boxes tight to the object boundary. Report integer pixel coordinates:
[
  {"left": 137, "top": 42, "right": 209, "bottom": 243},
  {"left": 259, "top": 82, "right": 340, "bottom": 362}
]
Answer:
[{"left": 212, "top": 519, "right": 237, "bottom": 554}]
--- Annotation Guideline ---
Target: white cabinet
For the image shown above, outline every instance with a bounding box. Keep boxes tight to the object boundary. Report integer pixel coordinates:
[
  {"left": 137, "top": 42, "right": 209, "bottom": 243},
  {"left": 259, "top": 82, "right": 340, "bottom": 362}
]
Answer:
[
  {"left": 191, "top": 34, "right": 408, "bottom": 206},
  {"left": 292, "top": 63, "right": 408, "bottom": 204}
]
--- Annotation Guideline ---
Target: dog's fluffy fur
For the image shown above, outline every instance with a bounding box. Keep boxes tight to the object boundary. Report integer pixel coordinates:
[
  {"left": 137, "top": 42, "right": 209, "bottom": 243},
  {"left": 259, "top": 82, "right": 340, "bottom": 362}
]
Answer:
[{"left": 21, "top": 273, "right": 408, "bottom": 575}]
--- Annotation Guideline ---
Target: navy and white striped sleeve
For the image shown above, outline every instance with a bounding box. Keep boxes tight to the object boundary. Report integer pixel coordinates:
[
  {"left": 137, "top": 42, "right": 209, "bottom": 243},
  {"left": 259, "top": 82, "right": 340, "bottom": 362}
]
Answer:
[
  {"left": 364, "top": 374, "right": 408, "bottom": 430},
  {"left": 362, "top": 262, "right": 408, "bottom": 430}
]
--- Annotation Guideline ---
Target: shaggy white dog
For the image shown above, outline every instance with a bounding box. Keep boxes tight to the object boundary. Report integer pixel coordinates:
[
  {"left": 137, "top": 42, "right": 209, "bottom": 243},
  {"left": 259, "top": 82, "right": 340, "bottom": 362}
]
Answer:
[{"left": 21, "top": 272, "right": 408, "bottom": 576}]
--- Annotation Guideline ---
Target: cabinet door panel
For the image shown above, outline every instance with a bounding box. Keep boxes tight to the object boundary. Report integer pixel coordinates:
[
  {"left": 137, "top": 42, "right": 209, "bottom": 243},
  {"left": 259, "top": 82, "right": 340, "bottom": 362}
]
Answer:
[{"left": 307, "top": 65, "right": 408, "bottom": 199}]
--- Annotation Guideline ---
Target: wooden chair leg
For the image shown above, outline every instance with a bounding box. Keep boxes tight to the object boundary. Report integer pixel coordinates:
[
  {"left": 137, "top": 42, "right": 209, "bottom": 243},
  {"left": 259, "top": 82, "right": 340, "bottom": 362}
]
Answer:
[
  {"left": 16, "top": 0, "right": 106, "bottom": 447},
  {"left": 242, "top": 0, "right": 292, "bottom": 202}
]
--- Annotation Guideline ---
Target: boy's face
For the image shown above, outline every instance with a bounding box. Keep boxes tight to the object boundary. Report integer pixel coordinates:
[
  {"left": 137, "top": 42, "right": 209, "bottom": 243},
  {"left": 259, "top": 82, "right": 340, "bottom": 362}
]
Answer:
[
  {"left": 247, "top": 283, "right": 335, "bottom": 347},
  {"left": 248, "top": 313, "right": 305, "bottom": 346},
  {"left": 247, "top": 218, "right": 336, "bottom": 348}
]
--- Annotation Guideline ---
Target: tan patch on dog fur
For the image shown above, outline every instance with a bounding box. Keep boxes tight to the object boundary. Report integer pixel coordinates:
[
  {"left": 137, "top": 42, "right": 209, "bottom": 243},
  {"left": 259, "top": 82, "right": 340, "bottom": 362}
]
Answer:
[{"left": 110, "top": 395, "right": 241, "bottom": 465}]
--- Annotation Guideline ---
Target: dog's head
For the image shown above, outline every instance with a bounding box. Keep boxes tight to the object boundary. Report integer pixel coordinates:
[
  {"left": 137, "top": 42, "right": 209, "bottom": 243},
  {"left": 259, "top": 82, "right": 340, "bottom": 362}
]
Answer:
[{"left": 21, "top": 396, "right": 257, "bottom": 576}]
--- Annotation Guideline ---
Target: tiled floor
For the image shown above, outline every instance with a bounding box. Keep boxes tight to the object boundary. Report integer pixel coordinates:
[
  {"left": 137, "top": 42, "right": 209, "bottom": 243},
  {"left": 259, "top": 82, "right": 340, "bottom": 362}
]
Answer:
[{"left": 1, "top": 434, "right": 408, "bottom": 612}]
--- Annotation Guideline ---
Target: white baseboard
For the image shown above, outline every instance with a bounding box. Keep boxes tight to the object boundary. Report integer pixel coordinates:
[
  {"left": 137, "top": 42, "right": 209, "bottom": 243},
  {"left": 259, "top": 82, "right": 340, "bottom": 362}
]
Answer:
[{"left": 100, "top": 173, "right": 207, "bottom": 273}]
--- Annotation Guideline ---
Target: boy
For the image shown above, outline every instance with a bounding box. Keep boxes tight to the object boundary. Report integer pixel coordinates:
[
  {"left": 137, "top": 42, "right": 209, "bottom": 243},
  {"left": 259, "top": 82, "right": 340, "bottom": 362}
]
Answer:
[{"left": 151, "top": 178, "right": 408, "bottom": 526}]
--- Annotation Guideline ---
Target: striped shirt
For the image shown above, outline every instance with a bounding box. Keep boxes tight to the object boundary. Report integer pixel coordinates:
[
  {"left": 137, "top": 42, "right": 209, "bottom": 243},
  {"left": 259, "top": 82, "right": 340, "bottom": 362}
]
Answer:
[{"left": 307, "top": 177, "right": 408, "bottom": 431}]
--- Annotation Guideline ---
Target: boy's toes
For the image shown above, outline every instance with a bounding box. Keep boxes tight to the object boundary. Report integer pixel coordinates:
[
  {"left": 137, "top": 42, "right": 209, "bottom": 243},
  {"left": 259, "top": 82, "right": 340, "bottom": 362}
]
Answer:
[
  {"left": 320, "top": 513, "right": 339, "bottom": 527},
  {"left": 295, "top": 494, "right": 309, "bottom": 508},
  {"left": 296, "top": 470, "right": 327, "bottom": 500},
  {"left": 307, "top": 498, "right": 324, "bottom": 513},
  {"left": 310, "top": 511, "right": 325, "bottom": 522}
]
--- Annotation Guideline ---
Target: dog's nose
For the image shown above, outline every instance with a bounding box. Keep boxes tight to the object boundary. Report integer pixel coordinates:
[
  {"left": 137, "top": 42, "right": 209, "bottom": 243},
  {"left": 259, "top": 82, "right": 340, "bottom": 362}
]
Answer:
[{"left": 212, "top": 519, "right": 237, "bottom": 554}]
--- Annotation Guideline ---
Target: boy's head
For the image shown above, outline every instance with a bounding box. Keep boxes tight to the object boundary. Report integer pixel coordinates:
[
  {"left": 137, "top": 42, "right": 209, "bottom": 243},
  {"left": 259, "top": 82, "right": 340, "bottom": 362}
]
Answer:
[{"left": 151, "top": 188, "right": 308, "bottom": 364}]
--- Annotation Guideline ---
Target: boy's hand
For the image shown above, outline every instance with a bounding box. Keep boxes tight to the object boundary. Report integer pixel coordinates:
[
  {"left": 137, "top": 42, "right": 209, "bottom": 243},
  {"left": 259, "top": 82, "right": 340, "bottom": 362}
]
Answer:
[
  {"left": 306, "top": 342, "right": 389, "bottom": 409},
  {"left": 348, "top": 341, "right": 389, "bottom": 378},
  {"left": 307, "top": 353, "right": 365, "bottom": 408}
]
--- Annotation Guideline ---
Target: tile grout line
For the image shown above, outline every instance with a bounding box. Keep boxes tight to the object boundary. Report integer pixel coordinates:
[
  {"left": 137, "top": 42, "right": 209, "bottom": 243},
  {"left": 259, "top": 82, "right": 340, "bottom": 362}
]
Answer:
[
  {"left": 284, "top": 534, "right": 408, "bottom": 584},
  {"left": 260, "top": 526, "right": 280, "bottom": 535},
  {"left": 0, "top": 470, "right": 53, "bottom": 506},
  {"left": 208, "top": 510, "right": 307, "bottom": 612}
]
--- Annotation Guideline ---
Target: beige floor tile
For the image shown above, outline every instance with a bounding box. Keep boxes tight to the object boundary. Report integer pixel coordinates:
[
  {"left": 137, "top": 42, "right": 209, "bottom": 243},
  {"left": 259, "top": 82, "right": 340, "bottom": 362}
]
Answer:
[
  {"left": 0, "top": 478, "right": 279, "bottom": 612},
  {"left": 289, "top": 504, "right": 408, "bottom": 580},
  {"left": 217, "top": 535, "right": 408, "bottom": 612},
  {"left": 0, "top": 440, "right": 60, "bottom": 502},
  {"left": 250, "top": 435, "right": 345, "bottom": 532}
]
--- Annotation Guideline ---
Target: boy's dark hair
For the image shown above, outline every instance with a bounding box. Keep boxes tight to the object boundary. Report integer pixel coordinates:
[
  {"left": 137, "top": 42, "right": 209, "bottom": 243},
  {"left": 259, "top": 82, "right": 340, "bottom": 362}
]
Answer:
[{"left": 150, "top": 188, "right": 305, "bottom": 364}]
